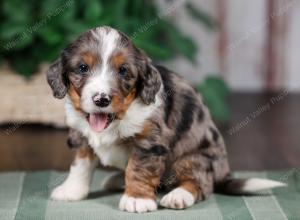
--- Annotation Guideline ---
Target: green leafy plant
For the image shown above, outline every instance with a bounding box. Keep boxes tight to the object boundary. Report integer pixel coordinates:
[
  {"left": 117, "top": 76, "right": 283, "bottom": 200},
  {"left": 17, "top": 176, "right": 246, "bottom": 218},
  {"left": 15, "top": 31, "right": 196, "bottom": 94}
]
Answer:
[
  {"left": 196, "top": 76, "right": 230, "bottom": 123},
  {"left": 0, "top": 0, "right": 215, "bottom": 77}
]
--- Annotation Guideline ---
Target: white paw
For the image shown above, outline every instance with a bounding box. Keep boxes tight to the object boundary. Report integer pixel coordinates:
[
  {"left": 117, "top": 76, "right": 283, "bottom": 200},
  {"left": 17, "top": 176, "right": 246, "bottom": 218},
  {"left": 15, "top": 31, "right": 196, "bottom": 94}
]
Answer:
[
  {"left": 119, "top": 194, "right": 157, "bottom": 213},
  {"left": 50, "top": 183, "right": 89, "bottom": 202},
  {"left": 160, "top": 187, "right": 195, "bottom": 209}
]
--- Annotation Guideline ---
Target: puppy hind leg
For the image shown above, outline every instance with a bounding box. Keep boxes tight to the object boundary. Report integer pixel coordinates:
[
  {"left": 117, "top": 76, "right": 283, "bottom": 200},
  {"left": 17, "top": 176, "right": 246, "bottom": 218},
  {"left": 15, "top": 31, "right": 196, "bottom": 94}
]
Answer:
[{"left": 160, "top": 154, "right": 214, "bottom": 209}]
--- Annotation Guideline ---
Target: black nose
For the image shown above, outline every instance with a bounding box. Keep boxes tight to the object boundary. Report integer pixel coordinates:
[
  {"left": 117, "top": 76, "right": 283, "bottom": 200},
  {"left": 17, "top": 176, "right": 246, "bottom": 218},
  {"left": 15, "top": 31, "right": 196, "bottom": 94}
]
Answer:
[{"left": 93, "top": 93, "right": 111, "bottom": 107}]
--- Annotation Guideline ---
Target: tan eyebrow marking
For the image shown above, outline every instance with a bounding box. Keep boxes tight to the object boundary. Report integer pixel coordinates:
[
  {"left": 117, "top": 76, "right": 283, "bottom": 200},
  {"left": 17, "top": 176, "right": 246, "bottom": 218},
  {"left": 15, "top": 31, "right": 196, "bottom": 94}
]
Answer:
[
  {"left": 81, "top": 52, "right": 99, "bottom": 67},
  {"left": 110, "top": 51, "right": 127, "bottom": 69}
]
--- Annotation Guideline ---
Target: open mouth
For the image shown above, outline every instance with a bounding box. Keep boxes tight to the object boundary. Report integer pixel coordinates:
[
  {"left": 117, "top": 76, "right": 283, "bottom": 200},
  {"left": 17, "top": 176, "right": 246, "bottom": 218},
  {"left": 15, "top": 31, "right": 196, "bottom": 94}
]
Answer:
[{"left": 86, "top": 112, "right": 115, "bottom": 133}]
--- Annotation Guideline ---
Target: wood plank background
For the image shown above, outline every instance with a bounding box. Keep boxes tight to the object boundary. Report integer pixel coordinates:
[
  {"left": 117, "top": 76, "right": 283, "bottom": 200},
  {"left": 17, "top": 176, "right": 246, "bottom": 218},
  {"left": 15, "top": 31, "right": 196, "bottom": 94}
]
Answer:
[{"left": 159, "top": 0, "right": 300, "bottom": 92}]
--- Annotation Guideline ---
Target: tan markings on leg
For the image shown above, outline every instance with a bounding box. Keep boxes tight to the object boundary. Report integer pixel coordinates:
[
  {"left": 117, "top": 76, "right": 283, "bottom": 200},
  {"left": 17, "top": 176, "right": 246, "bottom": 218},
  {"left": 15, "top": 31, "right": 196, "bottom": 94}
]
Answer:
[
  {"left": 180, "top": 181, "right": 199, "bottom": 200},
  {"left": 111, "top": 90, "right": 136, "bottom": 119},
  {"left": 68, "top": 84, "right": 82, "bottom": 111},
  {"left": 174, "top": 160, "right": 200, "bottom": 200},
  {"left": 124, "top": 158, "right": 159, "bottom": 199},
  {"left": 75, "top": 146, "right": 96, "bottom": 161}
]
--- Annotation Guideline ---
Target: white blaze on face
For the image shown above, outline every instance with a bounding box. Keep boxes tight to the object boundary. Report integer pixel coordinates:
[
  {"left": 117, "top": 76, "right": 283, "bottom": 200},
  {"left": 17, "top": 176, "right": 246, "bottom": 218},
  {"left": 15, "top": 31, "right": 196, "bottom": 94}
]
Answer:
[{"left": 81, "top": 28, "right": 120, "bottom": 114}]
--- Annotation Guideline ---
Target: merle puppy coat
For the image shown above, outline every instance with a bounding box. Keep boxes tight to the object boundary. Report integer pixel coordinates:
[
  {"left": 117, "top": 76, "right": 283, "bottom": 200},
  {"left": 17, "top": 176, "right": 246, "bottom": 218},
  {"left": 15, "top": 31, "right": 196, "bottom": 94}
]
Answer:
[{"left": 47, "top": 26, "right": 285, "bottom": 213}]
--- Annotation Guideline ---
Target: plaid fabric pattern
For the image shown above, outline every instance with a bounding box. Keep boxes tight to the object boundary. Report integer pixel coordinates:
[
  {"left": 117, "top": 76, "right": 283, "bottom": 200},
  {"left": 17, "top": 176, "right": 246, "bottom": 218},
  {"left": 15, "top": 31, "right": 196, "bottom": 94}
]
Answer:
[{"left": 0, "top": 170, "right": 299, "bottom": 220}]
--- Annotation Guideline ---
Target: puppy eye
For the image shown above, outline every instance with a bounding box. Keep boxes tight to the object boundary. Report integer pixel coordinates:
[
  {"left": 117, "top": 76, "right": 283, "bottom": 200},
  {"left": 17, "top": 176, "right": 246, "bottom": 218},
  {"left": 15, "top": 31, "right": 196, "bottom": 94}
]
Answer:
[
  {"left": 118, "top": 66, "right": 127, "bottom": 77},
  {"left": 78, "top": 64, "right": 89, "bottom": 73}
]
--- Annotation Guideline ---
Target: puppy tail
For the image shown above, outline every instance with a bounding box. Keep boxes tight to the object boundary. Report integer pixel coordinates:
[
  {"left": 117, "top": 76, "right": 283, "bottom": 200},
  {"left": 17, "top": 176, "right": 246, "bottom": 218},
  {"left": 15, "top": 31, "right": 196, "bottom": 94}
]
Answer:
[{"left": 216, "top": 177, "right": 287, "bottom": 195}]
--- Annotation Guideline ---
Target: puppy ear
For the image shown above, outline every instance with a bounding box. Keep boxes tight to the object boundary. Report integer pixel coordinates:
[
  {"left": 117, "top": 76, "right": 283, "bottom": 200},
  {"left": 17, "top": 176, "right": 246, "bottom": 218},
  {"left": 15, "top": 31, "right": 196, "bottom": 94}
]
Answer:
[
  {"left": 46, "top": 57, "right": 68, "bottom": 99},
  {"left": 139, "top": 61, "right": 161, "bottom": 105}
]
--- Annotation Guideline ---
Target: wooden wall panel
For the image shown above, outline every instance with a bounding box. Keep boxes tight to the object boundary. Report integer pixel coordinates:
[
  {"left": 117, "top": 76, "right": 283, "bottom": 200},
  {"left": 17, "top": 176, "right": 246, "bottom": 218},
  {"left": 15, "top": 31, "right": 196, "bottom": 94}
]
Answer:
[
  {"left": 285, "top": 1, "right": 300, "bottom": 92},
  {"left": 265, "top": 0, "right": 292, "bottom": 91},
  {"left": 158, "top": 0, "right": 299, "bottom": 91},
  {"left": 226, "top": 0, "right": 267, "bottom": 91}
]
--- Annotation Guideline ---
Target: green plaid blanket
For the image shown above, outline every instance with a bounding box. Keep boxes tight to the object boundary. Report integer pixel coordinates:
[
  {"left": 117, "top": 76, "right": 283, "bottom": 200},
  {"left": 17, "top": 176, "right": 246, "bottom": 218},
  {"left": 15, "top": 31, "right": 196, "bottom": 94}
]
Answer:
[{"left": 1, "top": 170, "right": 299, "bottom": 220}]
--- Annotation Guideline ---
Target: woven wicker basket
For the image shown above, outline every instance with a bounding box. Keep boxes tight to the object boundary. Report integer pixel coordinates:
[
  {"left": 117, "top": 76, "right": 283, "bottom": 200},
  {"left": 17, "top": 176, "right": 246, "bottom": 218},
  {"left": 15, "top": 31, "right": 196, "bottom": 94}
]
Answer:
[{"left": 0, "top": 64, "right": 66, "bottom": 127}]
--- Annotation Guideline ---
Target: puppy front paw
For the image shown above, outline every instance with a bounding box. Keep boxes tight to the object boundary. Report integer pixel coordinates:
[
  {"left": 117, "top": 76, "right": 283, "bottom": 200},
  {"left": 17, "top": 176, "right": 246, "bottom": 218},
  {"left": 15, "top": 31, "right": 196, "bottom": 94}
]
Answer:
[
  {"left": 119, "top": 194, "right": 157, "bottom": 213},
  {"left": 50, "top": 183, "right": 89, "bottom": 202},
  {"left": 160, "top": 187, "right": 195, "bottom": 209}
]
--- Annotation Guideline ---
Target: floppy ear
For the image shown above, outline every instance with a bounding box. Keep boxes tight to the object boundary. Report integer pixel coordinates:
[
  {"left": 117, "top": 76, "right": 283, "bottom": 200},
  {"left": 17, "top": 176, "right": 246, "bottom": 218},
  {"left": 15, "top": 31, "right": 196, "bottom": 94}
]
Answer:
[
  {"left": 139, "top": 61, "right": 161, "bottom": 105},
  {"left": 46, "top": 57, "right": 68, "bottom": 99}
]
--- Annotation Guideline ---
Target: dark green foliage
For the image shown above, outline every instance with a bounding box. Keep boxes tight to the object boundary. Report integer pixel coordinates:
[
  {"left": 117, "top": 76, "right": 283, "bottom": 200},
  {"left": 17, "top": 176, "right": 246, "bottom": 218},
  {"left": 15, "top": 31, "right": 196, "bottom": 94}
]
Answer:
[
  {"left": 197, "top": 76, "right": 230, "bottom": 123},
  {"left": 0, "top": 0, "right": 216, "bottom": 76},
  {"left": 185, "top": 2, "right": 218, "bottom": 30}
]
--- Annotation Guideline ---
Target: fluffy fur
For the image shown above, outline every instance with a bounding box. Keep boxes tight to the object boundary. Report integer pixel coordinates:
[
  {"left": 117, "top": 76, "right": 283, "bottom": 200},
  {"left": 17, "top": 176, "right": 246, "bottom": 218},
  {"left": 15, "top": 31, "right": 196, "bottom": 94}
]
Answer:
[{"left": 47, "top": 26, "right": 286, "bottom": 213}]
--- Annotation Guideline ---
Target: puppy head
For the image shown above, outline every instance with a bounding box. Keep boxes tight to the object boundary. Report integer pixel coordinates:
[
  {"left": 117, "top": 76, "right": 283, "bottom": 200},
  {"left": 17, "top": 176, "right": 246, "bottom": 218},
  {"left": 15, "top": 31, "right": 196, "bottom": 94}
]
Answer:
[{"left": 47, "top": 26, "right": 161, "bottom": 132}]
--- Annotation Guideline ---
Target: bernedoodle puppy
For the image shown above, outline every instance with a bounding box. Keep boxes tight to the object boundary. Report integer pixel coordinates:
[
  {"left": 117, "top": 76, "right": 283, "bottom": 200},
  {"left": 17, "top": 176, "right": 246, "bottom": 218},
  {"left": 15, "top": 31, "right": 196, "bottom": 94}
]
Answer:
[{"left": 47, "top": 26, "right": 285, "bottom": 213}]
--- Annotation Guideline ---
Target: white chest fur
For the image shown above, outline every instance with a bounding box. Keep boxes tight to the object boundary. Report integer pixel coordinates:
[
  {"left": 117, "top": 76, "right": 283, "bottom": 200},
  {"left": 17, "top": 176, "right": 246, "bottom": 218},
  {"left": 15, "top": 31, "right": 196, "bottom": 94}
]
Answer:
[{"left": 64, "top": 94, "right": 162, "bottom": 170}]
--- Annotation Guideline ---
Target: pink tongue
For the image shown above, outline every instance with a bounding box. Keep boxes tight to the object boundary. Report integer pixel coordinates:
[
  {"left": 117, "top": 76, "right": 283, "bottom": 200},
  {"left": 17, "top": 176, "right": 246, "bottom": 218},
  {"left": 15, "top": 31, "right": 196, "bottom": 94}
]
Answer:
[{"left": 88, "top": 113, "right": 108, "bottom": 132}]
